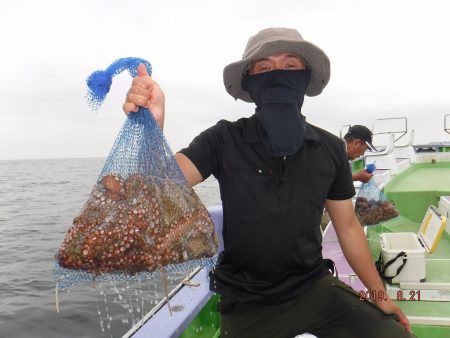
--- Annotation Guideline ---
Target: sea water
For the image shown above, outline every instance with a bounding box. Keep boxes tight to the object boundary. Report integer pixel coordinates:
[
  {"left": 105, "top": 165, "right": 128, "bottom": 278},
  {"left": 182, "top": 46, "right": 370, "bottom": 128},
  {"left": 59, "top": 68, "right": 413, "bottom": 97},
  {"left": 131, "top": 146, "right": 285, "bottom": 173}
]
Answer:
[{"left": 0, "top": 158, "right": 221, "bottom": 338}]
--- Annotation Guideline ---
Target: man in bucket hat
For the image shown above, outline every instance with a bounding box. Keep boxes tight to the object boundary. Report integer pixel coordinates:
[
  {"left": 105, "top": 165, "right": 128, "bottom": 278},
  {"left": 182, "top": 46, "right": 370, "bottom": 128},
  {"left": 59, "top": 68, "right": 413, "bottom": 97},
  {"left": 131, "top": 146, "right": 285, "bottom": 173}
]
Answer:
[{"left": 124, "top": 27, "right": 415, "bottom": 338}]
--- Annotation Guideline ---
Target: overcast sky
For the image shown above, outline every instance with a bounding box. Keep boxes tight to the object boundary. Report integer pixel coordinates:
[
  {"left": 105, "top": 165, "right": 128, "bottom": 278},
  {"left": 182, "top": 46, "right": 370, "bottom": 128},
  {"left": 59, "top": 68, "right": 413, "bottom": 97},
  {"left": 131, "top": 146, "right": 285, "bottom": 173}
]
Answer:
[{"left": 1, "top": 0, "right": 449, "bottom": 160}]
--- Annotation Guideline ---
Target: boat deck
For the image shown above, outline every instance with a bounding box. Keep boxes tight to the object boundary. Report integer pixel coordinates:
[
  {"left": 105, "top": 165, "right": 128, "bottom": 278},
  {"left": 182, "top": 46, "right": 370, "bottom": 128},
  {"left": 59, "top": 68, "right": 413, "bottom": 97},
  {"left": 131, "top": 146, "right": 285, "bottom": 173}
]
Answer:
[
  {"left": 321, "top": 155, "right": 450, "bottom": 336},
  {"left": 366, "top": 159, "right": 450, "bottom": 335},
  {"left": 384, "top": 163, "right": 450, "bottom": 222},
  {"left": 367, "top": 215, "right": 450, "bottom": 334}
]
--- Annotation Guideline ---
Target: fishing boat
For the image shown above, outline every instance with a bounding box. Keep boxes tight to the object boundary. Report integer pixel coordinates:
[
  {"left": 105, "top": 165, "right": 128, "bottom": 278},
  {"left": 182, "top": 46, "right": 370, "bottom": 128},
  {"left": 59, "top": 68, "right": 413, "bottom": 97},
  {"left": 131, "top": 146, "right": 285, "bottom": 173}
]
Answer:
[{"left": 123, "top": 115, "right": 450, "bottom": 338}]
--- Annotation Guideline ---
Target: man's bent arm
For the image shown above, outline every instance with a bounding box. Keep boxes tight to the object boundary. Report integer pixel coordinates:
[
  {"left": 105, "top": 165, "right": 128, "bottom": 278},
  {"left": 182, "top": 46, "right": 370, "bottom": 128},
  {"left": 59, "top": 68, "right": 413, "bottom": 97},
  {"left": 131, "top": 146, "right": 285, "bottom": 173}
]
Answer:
[
  {"left": 175, "top": 153, "right": 204, "bottom": 187},
  {"left": 325, "top": 198, "right": 412, "bottom": 332},
  {"left": 325, "top": 199, "right": 384, "bottom": 292}
]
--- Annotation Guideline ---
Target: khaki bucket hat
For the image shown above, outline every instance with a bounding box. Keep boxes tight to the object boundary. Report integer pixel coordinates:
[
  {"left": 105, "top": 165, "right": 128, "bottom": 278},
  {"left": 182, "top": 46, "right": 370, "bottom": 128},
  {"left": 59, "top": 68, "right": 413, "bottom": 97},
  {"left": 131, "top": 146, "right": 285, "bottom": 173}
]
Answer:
[{"left": 223, "top": 27, "right": 330, "bottom": 102}]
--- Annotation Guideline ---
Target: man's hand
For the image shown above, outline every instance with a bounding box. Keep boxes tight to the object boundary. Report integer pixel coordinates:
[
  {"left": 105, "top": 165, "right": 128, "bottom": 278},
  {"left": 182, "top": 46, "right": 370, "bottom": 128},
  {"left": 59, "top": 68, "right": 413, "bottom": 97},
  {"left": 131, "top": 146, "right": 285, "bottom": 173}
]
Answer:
[
  {"left": 123, "top": 63, "right": 165, "bottom": 129},
  {"left": 352, "top": 169, "right": 373, "bottom": 183},
  {"left": 374, "top": 297, "right": 412, "bottom": 333}
]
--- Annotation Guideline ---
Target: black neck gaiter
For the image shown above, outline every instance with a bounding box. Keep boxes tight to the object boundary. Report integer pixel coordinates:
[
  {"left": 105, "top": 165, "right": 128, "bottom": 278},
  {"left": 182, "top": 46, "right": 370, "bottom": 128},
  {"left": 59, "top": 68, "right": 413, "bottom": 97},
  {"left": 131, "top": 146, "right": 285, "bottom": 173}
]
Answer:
[{"left": 242, "top": 69, "right": 311, "bottom": 156}]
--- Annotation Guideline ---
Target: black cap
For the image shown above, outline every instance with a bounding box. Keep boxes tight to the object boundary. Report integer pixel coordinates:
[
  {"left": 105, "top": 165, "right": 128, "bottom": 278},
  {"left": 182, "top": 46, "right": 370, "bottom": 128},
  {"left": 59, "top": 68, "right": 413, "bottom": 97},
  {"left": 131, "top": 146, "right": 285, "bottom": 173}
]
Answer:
[{"left": 345, "top": 125, "right": 378, "bottom": 152}]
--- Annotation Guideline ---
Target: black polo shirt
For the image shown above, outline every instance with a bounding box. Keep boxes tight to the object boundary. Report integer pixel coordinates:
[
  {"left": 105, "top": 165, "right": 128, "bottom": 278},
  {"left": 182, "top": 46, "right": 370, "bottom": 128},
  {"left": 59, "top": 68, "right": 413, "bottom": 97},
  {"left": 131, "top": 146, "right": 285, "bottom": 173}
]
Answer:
[{"left": 179, "top": 115, "right": 355, "bottom": 304}]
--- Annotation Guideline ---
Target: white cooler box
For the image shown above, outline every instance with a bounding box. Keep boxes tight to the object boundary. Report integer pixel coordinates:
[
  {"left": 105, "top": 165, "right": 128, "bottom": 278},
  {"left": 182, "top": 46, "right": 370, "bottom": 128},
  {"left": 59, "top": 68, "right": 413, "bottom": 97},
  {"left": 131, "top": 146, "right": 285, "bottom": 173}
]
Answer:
[{"left": 380, "top": 205, "right": 447, "bottom": 284}]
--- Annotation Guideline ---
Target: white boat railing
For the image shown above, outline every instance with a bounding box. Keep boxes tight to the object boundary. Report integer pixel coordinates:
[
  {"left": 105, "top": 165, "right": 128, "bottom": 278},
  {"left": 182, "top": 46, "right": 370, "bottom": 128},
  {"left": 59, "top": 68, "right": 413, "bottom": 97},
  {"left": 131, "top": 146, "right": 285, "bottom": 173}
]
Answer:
[
  {"left": 366, "top": 134, "right": 399, "bottom": 175},
  {"left": 393, "top": 129, "right": 416, "bottom": 164},
  {"left": 445, "top": 114, "right": 450, "bottom": 135},
  {"left": 372, "top": 117, "right": 408, "bottom": 144}
]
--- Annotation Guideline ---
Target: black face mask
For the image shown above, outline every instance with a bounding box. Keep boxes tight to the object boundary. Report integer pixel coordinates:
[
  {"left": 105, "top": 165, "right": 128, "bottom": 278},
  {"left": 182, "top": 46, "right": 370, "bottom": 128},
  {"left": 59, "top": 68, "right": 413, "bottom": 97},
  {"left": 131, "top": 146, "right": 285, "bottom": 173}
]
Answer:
[{"left": 242, "top": 69, "right": 311, "bottom": 156}]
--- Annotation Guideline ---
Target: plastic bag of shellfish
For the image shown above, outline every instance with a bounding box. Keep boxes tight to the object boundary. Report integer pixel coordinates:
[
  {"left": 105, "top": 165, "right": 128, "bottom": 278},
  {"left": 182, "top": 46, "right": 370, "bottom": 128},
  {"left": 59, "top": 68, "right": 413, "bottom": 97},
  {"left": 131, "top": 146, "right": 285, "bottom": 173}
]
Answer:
[
  {"left": 55, "top": 58, "right": 219, "bottom": 290},
  {"left": 355, "top": 179, "right": 399, "bottom": 226}
]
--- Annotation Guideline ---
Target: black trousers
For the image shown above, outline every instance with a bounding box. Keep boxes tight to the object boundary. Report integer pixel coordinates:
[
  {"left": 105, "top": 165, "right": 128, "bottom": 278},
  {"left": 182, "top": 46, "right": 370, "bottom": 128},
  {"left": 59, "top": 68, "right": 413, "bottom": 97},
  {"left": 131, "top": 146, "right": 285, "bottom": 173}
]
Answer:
[{"left": 219, "top": 274, "right": 417, "bottom": 338}]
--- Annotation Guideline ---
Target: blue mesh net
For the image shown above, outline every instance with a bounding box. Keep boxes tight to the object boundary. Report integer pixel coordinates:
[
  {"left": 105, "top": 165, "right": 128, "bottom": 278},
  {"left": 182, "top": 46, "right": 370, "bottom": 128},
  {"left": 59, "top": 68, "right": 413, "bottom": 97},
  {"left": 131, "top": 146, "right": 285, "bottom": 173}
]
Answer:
[{"left": 55, "top": 58, "right": 218, "bottom": 289}]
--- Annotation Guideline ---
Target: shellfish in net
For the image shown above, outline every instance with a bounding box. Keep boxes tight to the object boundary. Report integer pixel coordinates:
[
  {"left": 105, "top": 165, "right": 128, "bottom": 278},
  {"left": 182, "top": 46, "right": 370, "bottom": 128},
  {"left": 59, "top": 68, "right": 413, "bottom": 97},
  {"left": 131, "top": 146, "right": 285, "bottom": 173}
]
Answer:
[
  {"left": 355, "top": 179, "right": 399, "bottom": 225},
  {"left": 54, "top": 58, "right": 219, "bottom": 314}
]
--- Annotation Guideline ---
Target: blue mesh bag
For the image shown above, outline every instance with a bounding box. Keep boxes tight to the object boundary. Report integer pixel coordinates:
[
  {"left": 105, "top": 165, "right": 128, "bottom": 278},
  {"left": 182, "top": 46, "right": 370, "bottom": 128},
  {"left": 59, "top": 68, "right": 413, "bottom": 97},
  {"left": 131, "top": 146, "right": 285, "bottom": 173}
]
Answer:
[{"left": 55, "top": 58, "right": 219, "bottom": 290}]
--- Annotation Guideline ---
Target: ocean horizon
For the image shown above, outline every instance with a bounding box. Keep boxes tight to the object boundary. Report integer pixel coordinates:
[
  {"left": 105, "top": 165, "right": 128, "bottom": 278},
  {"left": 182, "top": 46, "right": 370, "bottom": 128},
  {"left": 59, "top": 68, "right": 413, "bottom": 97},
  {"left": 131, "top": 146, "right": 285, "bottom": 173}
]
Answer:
[{"left": 0, "top": 157, "right": 221, "bottom": 338}]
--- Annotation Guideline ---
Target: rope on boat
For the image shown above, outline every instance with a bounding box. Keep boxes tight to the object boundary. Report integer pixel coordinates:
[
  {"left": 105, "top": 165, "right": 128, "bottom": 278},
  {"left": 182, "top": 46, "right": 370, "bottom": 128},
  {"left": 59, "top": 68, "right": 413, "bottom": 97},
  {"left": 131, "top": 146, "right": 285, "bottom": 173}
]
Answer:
[
  {"left": 159, "top": 266, "right": 173, "bottom": 316},
  {"left": 55, "top": 282, "right": 59, "bottom": 313}
]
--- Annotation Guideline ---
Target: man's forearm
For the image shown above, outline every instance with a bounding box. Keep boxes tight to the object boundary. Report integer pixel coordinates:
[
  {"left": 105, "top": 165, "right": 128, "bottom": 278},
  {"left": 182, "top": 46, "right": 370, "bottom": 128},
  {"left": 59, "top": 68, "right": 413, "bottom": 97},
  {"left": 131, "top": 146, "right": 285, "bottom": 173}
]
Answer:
[
  {"left": 326, "top": 199, "right": 386, "bottom": 293},
  {"left": 337, "top": 216, "right": 385, "bottom": 293}
]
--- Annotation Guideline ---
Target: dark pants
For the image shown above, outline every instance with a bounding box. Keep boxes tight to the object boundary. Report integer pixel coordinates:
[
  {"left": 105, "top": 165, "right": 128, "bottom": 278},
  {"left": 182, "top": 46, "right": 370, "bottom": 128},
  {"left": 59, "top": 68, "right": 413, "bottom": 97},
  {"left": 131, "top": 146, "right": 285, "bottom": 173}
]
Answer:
[{"left": 219, "top": 274, "right": 416, "bottom": 338}]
